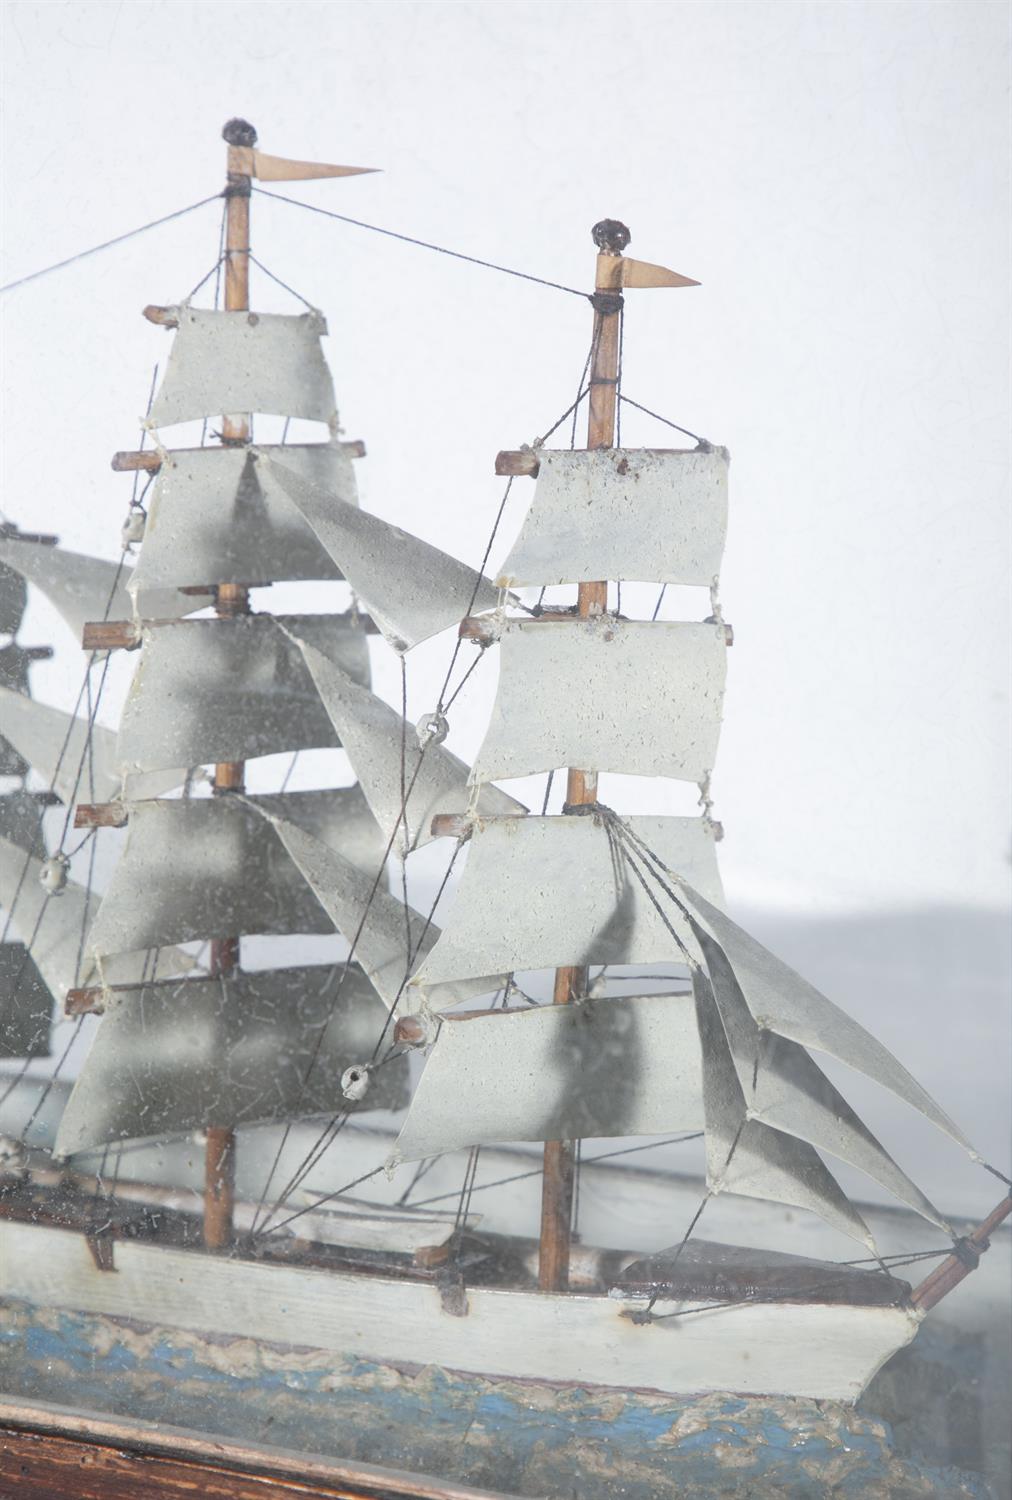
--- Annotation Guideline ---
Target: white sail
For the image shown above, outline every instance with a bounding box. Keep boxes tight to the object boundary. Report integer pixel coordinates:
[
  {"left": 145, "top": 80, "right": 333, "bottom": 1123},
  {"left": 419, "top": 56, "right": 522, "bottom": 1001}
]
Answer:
[
  {"left": 128, "top": 443, "right": 357, "bottom": 609},
  {"left": 0, "top": 686, "right": 186, "bottom": 806},
  {"left": 693, "top": 971, "right": 874, "bottom": 1248},
  {"left": 697, "top": 929, "right": 951, "bottom": 1231},
  {"left": 288, "top": 632, "right": 525, "bottom": 849},
  {"left": 411, "top": 815, "right": 723, "bottom": 994},
  {"left": 264, "top": 812, "right": 503, "bottom": 1011},
  {"left": 0, "top": 834, "right": 193, "bottom": 998},
  {"left": 146, "top": 307, "right": 337, "bottom": 429},
  {"left": 391, "top": 992, "right": 703, "bottom": 1164},
  {"left": 84, "top": 789, "right": 384, "bottom": 961},
  {"left": 53, "top": 966, "right": 408, "bottom": 1158},
  {"left": 265, "top": 455, "right": 501, "bottom": 651},
  {"left": 471, "top": 620, "right": 727, "bottom": 784},
  {"left": 116, "top": 614, "right": 370, "bottom": 775},
  {"left": 496, "top": 447, "right": 729, "bottom": 588},
  {"left": 677, "top": 882, "right": 974, "bottom": 1153},
  {"left": 0, "top": 537, "right": 188, "bottom": 644}
]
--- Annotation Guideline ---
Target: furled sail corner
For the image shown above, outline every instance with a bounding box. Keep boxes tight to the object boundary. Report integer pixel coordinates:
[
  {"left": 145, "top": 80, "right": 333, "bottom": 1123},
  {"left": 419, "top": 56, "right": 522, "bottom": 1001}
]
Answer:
[
  {"left": 145, "top": 307, "right": 338, "bottom": 430},
  {"left": 264, "top": 454, "right": 502, "bottom": 651},
  {"left": 286, "top": 630, "right": 526, "bottom": 849},
  {"left": 495, "top": 446, "right": 729, "bottom": 589}
]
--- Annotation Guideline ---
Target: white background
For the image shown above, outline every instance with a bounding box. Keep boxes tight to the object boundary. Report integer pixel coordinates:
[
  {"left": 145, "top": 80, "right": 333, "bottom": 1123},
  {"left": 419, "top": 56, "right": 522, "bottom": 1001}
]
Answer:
[{"left": 1, "top": 1, "right": 1009, "bottom": 1201}]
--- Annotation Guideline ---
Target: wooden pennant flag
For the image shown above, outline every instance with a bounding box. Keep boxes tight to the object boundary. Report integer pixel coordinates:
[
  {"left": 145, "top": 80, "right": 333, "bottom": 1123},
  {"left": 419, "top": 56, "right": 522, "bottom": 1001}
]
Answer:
[
  {"left": 230, "top": 146, "right": 379, "bottom": 182},
  {"left": 597, "top": 253, "right": 699, "bottom": 290}
]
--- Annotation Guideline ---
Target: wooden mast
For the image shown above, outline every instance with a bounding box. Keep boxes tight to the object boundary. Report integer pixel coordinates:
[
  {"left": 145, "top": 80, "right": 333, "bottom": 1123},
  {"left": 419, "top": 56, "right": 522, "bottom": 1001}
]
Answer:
[
  {"left": 202, "top": 117, "right": 257, "bottom": 1250},
  {"left": 537, "top": 219, "right": 629, "bottom": 1293}
]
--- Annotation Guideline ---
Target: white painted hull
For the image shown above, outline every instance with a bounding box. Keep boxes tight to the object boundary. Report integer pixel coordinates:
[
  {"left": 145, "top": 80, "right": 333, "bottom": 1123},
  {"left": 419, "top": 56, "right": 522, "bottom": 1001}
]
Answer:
[{"left": 0, "top": 1217, "right": 920, "bottom": 1403}]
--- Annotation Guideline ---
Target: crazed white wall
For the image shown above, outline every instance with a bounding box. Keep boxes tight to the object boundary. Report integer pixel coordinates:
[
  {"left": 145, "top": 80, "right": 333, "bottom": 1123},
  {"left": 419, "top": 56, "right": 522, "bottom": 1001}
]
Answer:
[{"left": 1, "top": 0, "right": 1008, "bottom": 923}]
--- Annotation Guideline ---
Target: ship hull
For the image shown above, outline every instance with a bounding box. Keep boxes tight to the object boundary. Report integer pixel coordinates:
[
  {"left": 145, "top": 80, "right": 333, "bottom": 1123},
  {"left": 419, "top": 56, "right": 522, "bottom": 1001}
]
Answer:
[{"left": 0, "top": 1216, "right": 919, "bottom": 1403}]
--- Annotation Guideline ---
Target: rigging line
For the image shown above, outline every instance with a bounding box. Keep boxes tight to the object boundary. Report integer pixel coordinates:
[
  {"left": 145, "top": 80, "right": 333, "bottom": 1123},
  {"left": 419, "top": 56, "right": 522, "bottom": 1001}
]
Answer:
[
  {"left": 0, "top": 193, "right": 224, "bottom": 294},
  {"left": 617, "top": 395, "right": 705, "bottom": 445},
  {"left": 409, "top": 1133, "right": 705, "bottom": 1208},
  {"left": 201, "top": 205, "right": 228, "bottom": 447},
  {"left": 399, "top": 657, "right": 413, "bottom": 960},
  {"left": 440, "top": 648, "right": 485, "bottom": 714},
  {"left": 535, "top": 386, "right": 588, "bottom": 450},
  {"left": 185, "top": 255, "right": 226, "bottom": 303},
  {"left": 247, "top": 253, "right": 317, "bottom": 311},
  {"left": 435, "top": 477, "right": 514, "bottom": 715},
  {"left": 540, "top": 769, "right": 555, "bottom": 817},
  {"left": 396, "top": 1154, "right": 437, "bottom": 1205},
  {"left": 0, "top": 899, "right": 55, "bottom": 1108},
  {"left": 259, "top": 836, "right": 467, "bottom": 1230},
  {"left": 615, "top": 303, "right": 625, "bottom": 449},
  {"left": 253, "top": 188, "right": 588, "bottom": 300},
  {"left": 18, "top": 1017, "right": 84, "bottom": 1143},
  {"left": 278, "top": 751, "right": 300, "bottom": 792},
  {"left": 247, "top": 737, "right": 441, "bottom": 1231},
  {"left": 650, "top": 584, "right": 667, "bottom": 622},
  {"left": 257, "top": 1164, "right": 388, "bottom": 1240},
  {"left": 454, "top": 1146, "right": 482, "bottom": 1233},
  {"left": 569, "top": 326, "right": 599, "bottom": 451}
]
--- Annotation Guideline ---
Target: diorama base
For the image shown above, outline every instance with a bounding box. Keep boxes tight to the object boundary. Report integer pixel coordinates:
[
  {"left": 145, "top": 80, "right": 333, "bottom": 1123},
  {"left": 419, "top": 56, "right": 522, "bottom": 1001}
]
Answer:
[{"left": 0, "top": 1298, "right": 994, "bottom": 1500}]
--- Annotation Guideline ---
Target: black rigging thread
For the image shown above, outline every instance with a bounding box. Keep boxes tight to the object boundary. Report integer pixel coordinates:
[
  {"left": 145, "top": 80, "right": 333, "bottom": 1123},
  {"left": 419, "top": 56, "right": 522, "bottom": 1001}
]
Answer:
[
  {"left": 247, "top": 253, "right": 318, "bottom": 311},
  {"left": 0, "top": 193, "right": 224, "bottom": 294},
  {"left": 253, "top": 187, "right": 589, "bottom": 300},
  {"left": 408, "top": 1134, "right": 706, "bottom": 1209},
  {"left": 618, "top": 394, "right": 706, "bottom": 446}
]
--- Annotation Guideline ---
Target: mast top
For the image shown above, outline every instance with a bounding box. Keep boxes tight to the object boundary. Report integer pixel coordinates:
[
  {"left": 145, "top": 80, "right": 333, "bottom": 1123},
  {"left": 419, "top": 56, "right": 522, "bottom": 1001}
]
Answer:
[
  {"left": 592, "top": 219, "right": 631, "bottom": 255},
  {"left": 223, "top": 118, "right": 257, "bottom": 148}
]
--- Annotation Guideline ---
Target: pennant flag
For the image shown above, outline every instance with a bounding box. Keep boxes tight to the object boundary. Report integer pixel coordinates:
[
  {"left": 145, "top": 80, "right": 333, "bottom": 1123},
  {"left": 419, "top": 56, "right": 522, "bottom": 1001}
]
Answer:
[
  {"left": 597, "top": 254, "right": 699, "bottom": 290},
  {"left": 230, "top": 147, "right": 379, "bottom": 182}
]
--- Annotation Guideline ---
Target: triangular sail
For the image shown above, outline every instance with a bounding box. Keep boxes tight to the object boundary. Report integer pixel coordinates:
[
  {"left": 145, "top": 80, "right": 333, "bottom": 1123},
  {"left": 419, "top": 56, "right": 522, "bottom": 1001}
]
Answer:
[
  {"left": 53, "top": 966, "right": 409, "bottom": 1158},
  {"left": 0, "top": 686, "right": 186, "bottom": 806},
  {"left": 146, "top": 307, "right": 337, "bottom": 429},
  {"left": 265, "top": 454, "right": 501, "bottom": 650},
  {"left": 0, "top": 537, "right": 134, "bottom": 642},
  {"left": 410, "top": 815, "right": 723, "bottom": 995},
  {"left": 470, "top": 620, "right": 727, "bottom": 784},
  {"left": 391, "top": 992, "right": 703, "bottom": 1165},
  {"left": 693, "top": 971, "right": 875, "bottom": 1248},
  {"left": 288, "top": 632, "right": 525, "bottom": 849},
  {"left": 496, "top": 447, "right": 729, "bottom": 588},
  {"left": 128, "top": 444, "right": 357, "bottom": 610},
  {"left": 84, "top": 789, "right": 384, "bottom": 961},
  {"left": 696, "top": 928, "right": 951, "bottom": 1232},
  {"left": 263, "top": 812, "right": 503, "bottom": 1011},
  {"left": 116, "top": 614, "right": 370, "bottom": 775},
  {"left": 0, "top": 834, "right": 193, "bottom": 999},
  {"left": 677, "top": 881, "right": 974, "bottom": 1152}
]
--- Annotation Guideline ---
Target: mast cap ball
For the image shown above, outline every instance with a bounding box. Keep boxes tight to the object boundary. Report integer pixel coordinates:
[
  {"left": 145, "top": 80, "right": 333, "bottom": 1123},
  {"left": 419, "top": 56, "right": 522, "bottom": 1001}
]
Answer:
[
  {"left": 223, "top": 118, "right": 258, "bottom": 147},
  {"left": 592, "top": 219, "right": 631, "bottom": 255}
]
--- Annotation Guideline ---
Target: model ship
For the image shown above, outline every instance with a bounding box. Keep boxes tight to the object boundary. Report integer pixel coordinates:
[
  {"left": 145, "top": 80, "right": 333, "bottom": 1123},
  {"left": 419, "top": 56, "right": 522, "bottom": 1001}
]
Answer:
[{"left": 1, "top": 119, "right": 1008, "bottom": 1450}]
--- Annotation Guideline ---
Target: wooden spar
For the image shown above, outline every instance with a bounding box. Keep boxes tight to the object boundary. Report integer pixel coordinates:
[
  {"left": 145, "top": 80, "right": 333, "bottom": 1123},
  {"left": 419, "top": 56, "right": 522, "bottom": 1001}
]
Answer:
[
  {"left": 537, "top": 221, "right": 628, "bottom": 1294},
  {"left": 910, "top": 1193, "right": 1012, "bottom": 1312},
  {"left": 201, "top": 117, "right": 260, "bottom": 1250}
]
